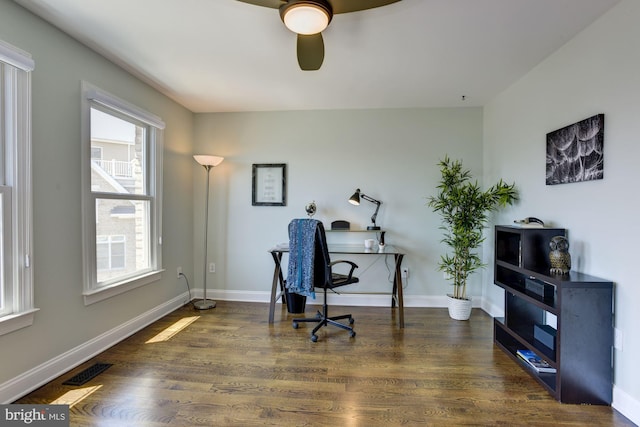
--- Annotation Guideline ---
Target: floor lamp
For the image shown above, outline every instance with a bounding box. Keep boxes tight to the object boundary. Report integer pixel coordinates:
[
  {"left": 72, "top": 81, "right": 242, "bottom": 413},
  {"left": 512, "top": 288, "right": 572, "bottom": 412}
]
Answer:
[{"left": 193, "top": 154, "right": 224, "bottom": 310}]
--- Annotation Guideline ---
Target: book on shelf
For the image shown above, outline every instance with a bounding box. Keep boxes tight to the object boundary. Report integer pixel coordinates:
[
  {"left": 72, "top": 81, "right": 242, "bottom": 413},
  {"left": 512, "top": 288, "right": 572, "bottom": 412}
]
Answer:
[{"left": 516, "top": 349, "right": 556, "bottom": 373}]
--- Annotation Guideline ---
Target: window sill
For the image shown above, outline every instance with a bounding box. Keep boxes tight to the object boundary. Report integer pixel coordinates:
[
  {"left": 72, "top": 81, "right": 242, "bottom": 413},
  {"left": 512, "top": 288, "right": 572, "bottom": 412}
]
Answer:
[
  {"left": 83, "top": 270, "right": 164, "bottom": 306},
  {"left": 0, "top": 308, "right": 40, "bottom": 336}
]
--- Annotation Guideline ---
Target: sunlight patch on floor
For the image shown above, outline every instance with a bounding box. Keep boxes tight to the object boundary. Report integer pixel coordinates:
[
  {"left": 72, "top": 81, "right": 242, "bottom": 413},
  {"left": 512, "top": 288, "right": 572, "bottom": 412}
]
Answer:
[
  {"left": 50, "top": 385, "right": 102, "bottom": 407},
  {"left": 145, "top": 316, "right": 200, "bottom": 343}
]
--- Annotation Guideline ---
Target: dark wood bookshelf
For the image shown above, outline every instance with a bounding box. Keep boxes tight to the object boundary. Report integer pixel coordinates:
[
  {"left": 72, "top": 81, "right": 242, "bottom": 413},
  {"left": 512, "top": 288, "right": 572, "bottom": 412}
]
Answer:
[{"left": 493, "top": 225, "right": 613, "bottom": 405}]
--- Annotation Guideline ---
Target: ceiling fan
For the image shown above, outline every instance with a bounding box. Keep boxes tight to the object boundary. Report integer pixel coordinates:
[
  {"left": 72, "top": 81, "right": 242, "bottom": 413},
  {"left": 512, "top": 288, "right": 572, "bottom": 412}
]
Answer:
[{"left": 237, "top": 0, "right": 401, "bottom": 70}]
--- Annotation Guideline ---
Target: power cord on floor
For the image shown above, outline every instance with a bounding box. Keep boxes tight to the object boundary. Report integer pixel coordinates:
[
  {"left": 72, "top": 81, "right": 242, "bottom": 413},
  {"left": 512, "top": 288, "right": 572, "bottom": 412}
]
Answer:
[{"left": 178, "top": 272, "right": 196, "bottom": 309}]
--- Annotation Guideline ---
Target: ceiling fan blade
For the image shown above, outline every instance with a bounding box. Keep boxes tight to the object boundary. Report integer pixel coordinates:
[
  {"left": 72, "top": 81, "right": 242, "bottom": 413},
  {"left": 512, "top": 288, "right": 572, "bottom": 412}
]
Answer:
[
  {"left": 236, "top": 0, "right": 284, "bottom": 9},
  {"left": 330, "top": 0, "right": 401, "bottom": 14},
  {"left": 297, "top": 33, "right": 324, "bottom": 71},
  {"left": 236, "top": 0, "right": 400, "bottom": 14}
]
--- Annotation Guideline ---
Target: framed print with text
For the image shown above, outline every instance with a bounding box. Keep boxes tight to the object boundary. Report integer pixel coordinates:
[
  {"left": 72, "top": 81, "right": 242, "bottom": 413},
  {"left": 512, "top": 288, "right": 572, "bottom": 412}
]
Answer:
[{"left": 252, "top": 163, "right": 286, "bottom": 206}]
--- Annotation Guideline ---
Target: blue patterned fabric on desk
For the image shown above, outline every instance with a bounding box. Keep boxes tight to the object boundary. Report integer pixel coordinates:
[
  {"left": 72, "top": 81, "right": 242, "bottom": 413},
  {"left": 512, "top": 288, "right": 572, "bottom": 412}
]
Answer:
[{"left": 286, "top": 219, "right": 318, "bottom": 299}]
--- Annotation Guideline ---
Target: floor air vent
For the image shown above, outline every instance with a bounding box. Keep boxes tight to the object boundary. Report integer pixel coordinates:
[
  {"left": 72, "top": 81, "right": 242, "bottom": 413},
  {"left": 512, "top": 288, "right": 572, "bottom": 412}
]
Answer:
[{"left": 63, "top": 363, "right": 112, "bottom": 386}]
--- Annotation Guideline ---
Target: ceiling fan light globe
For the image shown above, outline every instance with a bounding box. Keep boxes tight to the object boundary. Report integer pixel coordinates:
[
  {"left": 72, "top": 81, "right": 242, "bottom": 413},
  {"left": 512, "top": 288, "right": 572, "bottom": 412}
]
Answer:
[{"left": 282, "top": 2, "right": 331, "bottom": 35}]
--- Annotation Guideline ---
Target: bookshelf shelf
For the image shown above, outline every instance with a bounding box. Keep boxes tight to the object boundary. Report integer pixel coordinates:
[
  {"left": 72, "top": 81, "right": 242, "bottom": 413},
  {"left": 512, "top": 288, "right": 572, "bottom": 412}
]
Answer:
[{"left": 493, "top": 225, "right": 613, "bottom": 405}]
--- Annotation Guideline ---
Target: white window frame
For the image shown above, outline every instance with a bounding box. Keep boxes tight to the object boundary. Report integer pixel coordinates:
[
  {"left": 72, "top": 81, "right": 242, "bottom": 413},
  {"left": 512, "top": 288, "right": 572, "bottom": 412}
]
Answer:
[
  {"left": 81, "top": 81, "right": 164, "bottom": 305},
  {"left": 0, "top": 40, "right": 37, "bottom": 336}
]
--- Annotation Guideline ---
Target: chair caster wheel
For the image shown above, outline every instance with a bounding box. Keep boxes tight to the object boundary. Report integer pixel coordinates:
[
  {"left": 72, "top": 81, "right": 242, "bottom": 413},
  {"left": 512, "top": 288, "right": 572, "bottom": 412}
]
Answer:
[
  {"left": 349, "top": 318, "right": 354, "bottom": 325},
  {"left": 350, "top": 331, "right": 356, "bottom": 338},
  {"left": 311, "top": 334, "right": 318, "bottom": 342},
  {"left": 292, "top": 322, "right": 298, "bottom": 329}
]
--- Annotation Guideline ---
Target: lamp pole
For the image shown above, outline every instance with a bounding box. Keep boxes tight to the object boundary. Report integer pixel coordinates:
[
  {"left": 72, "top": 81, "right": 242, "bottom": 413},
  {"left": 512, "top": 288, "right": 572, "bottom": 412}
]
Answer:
[
  {"left": 195, "top": 164, "right": 215, "bottom": 309},
  {"left": 193, "top": 155, "right": 224, "bottom": 310}
]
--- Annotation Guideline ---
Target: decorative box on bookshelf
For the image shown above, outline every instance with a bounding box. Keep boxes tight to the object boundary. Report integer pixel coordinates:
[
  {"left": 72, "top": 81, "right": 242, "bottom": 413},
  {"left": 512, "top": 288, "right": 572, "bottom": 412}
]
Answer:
[
  {"left": 493, "top": 225, "right": 613, "bottom": 405},
  {"left": 534, "top": 324, "right": 557, "bottom": 351}
]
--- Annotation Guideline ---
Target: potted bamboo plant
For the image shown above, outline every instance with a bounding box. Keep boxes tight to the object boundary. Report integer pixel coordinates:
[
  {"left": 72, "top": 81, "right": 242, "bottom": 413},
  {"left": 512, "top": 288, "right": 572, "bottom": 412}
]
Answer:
[{"left": 428, "top": 156, "right": 518, "bottom": 320}]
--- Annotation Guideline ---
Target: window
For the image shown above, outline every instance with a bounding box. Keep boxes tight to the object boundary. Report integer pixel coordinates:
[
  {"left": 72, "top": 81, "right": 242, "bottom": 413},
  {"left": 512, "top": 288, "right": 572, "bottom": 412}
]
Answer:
[
  {"left": 0, "top": 40, "right": 36, "bottom": 336},
  {"left": 96, "top": 235, "right": 126, "bottom": 271},
  {"left": 90, "top": 146, "right": 103, "bottom": 160},
  {"left": 81, "top": 82, "right": 164, "bottom": 305}
]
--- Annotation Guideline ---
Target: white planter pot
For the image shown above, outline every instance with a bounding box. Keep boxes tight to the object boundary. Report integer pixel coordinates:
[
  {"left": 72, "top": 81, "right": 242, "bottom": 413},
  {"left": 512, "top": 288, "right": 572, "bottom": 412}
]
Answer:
[{"left": 447, "top": 294, "right": 472, "bottom": 320}]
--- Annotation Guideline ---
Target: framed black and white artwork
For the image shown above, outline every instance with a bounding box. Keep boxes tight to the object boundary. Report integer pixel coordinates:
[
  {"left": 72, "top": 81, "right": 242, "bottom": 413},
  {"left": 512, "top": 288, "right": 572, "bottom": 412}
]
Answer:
[
  {"left": 546, "top": 114, "right": 604, "bottom": 185},
  {"left": 252, "top": 163, "right": 286, "bottom": 206}
]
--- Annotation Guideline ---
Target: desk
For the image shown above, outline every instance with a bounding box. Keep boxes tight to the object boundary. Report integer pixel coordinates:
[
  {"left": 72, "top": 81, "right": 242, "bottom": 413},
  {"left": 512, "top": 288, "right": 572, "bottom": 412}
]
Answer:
[{"left": 268, "top": 244, "right": 405, "bottom": 328}]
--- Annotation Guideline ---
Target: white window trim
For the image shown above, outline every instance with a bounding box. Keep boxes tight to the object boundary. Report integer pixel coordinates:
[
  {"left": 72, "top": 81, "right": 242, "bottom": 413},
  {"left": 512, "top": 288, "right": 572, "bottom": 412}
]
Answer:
[
  {"left": 81, "top": 81, "right": 164, "bottom": 305},
  {"left": 0, "top": 40, "right": 37, "bottom": 336},
  {"left": 0, "top": 40, "right": 34, "bottom": 71}
]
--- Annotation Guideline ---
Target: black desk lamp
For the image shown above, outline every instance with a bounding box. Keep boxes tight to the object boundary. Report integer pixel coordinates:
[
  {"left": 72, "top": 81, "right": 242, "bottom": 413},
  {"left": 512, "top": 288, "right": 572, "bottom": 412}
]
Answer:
[{"left": 349, "top": 188, "right": 382, "bottom": 230}]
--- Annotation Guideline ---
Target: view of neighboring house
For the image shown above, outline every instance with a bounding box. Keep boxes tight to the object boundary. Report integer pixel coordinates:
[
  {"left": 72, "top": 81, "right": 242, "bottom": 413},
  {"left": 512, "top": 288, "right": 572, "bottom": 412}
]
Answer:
[{"left": 90, "top": 108, "right": 148, "bottom": 284}]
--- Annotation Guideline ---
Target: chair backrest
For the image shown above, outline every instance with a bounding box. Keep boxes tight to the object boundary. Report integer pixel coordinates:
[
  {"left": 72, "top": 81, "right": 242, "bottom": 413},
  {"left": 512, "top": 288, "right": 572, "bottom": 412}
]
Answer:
[
  {"left": 311, "top": 221, "right": 332, "bottom": 289},
  {"left": 287, "top": 219, "right": 332, "bottom": 295}
]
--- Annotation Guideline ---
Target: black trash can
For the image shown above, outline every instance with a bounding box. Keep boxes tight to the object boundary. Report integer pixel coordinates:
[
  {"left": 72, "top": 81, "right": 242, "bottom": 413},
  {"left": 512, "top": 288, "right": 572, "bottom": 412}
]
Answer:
[{"left": 285, "top": 290, "right": 306, "bottom": 313}]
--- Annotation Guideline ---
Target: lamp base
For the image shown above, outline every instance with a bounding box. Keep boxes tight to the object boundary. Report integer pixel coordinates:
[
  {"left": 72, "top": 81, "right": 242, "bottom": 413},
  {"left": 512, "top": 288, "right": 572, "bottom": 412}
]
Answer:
[
  {"left": 367, "top": 226, "right": 381, "bottom": 230},
  {"left": 194, "top": 299, "right": 216, "bottom": 310}
]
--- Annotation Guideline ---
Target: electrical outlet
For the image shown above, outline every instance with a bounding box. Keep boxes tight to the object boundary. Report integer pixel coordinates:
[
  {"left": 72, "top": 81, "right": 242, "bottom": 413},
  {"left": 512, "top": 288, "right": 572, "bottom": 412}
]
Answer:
[
  {"left": 614, "top": 328, "right": 623, "bottom": 351},
  {"left": 209, "top": 262, "right": 216, "bottom": 273},
  {"left": 177, "top": 266, "right": 182, "bottom": 279},
  {"left": 402, "top": 268, "right": 409, "bottom": 279}
]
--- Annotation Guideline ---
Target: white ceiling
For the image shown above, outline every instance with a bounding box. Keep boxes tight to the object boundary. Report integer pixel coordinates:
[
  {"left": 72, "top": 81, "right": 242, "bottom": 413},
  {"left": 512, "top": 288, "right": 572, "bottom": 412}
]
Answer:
[{"left": 15, "top": 0, "right": 620, "bottom": 113}]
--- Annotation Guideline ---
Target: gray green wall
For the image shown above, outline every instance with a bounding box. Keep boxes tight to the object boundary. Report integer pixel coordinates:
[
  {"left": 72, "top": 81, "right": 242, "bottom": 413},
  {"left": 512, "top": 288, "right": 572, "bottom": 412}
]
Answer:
[
  {"left": 192, "top": 108, "right": 484, "bottom": 305},
  {"left": 0, "top": 0, "right": 195, "bottom": 395},
  {"left": 483, "top": 0, "right": 640, "bottom": 420}
]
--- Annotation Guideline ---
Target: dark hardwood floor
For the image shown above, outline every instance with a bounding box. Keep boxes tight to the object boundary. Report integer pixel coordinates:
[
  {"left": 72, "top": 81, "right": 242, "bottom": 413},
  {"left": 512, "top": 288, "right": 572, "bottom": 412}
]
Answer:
[{"left": 16, "top": 301, "right": 634, "bottom": 426}]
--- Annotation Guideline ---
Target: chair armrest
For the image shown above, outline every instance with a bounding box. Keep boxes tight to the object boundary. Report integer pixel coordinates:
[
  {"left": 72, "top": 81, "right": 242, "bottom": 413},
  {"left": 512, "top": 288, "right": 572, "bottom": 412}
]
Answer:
[{"left": 329, "top": 260, "right": 358, "bottom": 280}]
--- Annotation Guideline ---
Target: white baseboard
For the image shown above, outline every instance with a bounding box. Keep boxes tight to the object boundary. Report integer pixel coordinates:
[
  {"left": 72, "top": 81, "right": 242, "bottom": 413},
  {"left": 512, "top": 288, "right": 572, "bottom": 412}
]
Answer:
[
  {"left": 0, "top": 292, "right": 188, "bottom": 404},
  {"left": 201, "top": 289, "right": 482, "bottom": 308},
  {"left": 480, "top": 298, "right": 504, "bottom": 318},
  {"left": 613, "top": 385, "right": 640, "bottom": 426}
]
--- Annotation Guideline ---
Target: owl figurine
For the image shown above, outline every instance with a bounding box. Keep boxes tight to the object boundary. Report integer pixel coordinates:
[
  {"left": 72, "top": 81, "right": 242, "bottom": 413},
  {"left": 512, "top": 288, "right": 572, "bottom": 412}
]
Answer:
[{"left": 549, "top": 235, "right": 571, "bottom": 274}]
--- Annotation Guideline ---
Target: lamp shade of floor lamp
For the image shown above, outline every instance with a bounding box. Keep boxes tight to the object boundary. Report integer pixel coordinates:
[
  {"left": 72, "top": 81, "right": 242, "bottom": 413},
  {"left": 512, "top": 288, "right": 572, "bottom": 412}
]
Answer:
[{"left": 193, "top": 155, "right": 224, "bottom": 310}]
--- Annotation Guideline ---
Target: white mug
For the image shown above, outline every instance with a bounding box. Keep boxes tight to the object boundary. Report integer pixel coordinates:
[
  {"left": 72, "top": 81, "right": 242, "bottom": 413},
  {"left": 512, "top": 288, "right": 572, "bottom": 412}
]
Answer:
[{"left": 364, "top": 239, "right": 375, "bottom": 249}]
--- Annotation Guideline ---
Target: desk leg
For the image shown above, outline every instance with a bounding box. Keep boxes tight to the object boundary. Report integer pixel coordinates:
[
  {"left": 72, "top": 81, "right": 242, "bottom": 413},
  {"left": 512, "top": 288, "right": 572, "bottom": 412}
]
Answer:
[
  {"left": 393, "top": 253, "right": 405, "bottom": 328},
  {"left": 269, "top": 251, "right": 284, "bottom": 324}
]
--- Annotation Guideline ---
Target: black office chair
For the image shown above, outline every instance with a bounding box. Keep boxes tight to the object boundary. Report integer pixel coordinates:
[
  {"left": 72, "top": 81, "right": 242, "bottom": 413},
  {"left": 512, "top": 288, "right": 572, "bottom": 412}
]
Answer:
[{"left": 286, "top": 219, "right": 358, "bottom": 342}]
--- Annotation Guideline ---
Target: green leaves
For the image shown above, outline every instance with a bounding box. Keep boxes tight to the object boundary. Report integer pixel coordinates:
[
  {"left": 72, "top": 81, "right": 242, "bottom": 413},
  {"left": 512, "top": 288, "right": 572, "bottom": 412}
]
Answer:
[{"left": 428, "top": 156, "right": 518, "bottom": 300}]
